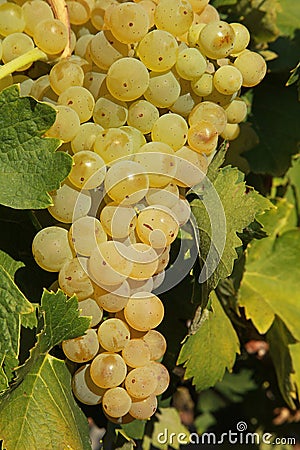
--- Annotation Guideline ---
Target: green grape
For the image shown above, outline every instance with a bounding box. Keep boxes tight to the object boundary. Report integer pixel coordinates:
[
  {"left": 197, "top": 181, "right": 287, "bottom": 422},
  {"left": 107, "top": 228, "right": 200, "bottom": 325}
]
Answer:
[
  {"left": 127, "top": 100, "right": 159, "bottom": 135},
  {"left": 75, "top": 34, "right": 93, "bottom": 58},
  {"left": 58, "top": 257, "right": 94, "bottom": 300},
  {"left": 1, "top": 33, "right": 34, "bottom": 69},
  {"left": 98, "top": 318, "right": 130, "bottom": 352},
  {"left": 126, "top": 243, "right": 158, "bottom": 280},
  {"left": 189, "top": 0, "right": 209, "bottom": 13},
  {"left": 125, "top": 365, "right": 157, "bottom": 399},
  {"left": 188, "top": 101, "right": 227, "bottom": 134},
  {"left": 204, "top": 86, "right": 236, "bottom": 107},
  {"left": 100, "top": 203, "right": 137, "bottom": 239},
  {"left": 213, "top": 65, "right": 243, "bottom": 95},
  {"left": 89, "top": 30, "right": 128, "bottom": 71},
  {"left": 78, "top": 298, "right": 103, "bottom": 327},
  {"left": 137, "top": 29, "right": 178, "bottom": 72},
  {"left": 90, "top": 0, "right": 107, "bottom": 30},
  {"left": 102, "top": 387, "right": 132, "bottom": 418},
  {"left": 154, "top": 245, "right": 170, "bottom": 273},
  {"left": 71, "top": 122, "right": 104, "bottom": 154},
  {"left": 151, "top": 113, "right": 188, "bottom": 150},
  {"left": 122, "top": 338, "right": 151, "bottom": 368},
  {"left": 30, "top": 75, "right": 54, "bottom": 102},
  {"left": 136, "top": 205, "right": 179, "bottom": 248},
  {"left": 124, "top": 292, "right": 164, "bottom": 331},
  {"left": 14, "top": 75, "right": 33, "bottom": 96},
  {"left": 0, "top": 3, "right": 25, "bottom": 36},
  {"left": 104, "top": 160, "right": 149, "bottom": 205},
  {"left": 230, "top": 23, "right": 250, "bottom": 55},
  {"left": 93, "top": 96, "right": 128, "bottom": 128},
  {"left": 48, "top": 182, "right": 92, "bottom": 224},
  {"left": 84, "top": 71, "right": 107, "bottom": 100},
  {"left": 198, "top": 21, "right": 235, "bottom": 59},
  {"left": 62, "top": 329, "right": 99, "bottom": 363},
  {"left": 154, "top": 0, "right": 193, "bottom": 37},
  {"left": 32, "top": 226, "right": 73, "bottom": 272},
  {"left": 68, "top": 150, "right": 107, "bottom": 189},
  {"left": 221, "top": 123, "right": 240, "bottom": 140},
  {"left": 187, "top": 120, "right": 218, "bottom": 155},
  {"left": 144, "top": 70, "right": 181, "bottom": 108},
  {"left": 233, "top": 50, "right": 267, "bottom": 87},
  {"left": 45, "top": 105, "right": 81, "bottom": 142},
  {"left": 171, "top": 196, "right": 191, "bottom": 226},
  {"left": 90, "top": 353, "right": 127, "bottom": 389},
  {"left": 109, "top": 2, "right": 149, "bottom": 44},
  {"left": 49, "top": 60, "right": 85, "bottom": 95},
  {"left": 187, "top": 23, "right": 206, "bottom": 48},
  {"left": 128, "top": 277, "right": 154, "bottom": 295},
  {"left": 129, "top": 394, "right": 157, "bottom": 420},
  {"left": 133, "top": 142, "right": 177, "bottom": 188},
  {"left": 94, "top": 128, "right": 133, "bottom": 165},
  {"left": 69, "top": 216, "right": 107, "bottom": 257},
  {"left": 58, "top": 86, "right": 95, "bottom": 123},
  {"left": 120, "top": 126, "right": 146, "bottom": 152},
  {"left": 22, "top": 0, "right": 54, "bottom": 36},
  {"left": 67, "top": 0, "right": 90, "bottom": 25},
  {"left": 148, "top": 361, "right": 170, "bottom": 395},
  {"left": 191, "top": 73, "right": 213, "bottom": 97},
  {"left": 88, "top": 241, "right": 133, "bottom": 286},
  {"left": 106, "top": 57, "right": 150, "bottom": 102},
  {"left": 33, "top": 19, "right": 68, "bottom": 55},
  {"left": 142, "top": 330, "right": 167, "bottom": 361},
  {"left": 224, "top": 97, "right": 247, "bottom": 124},
  {"left": 175, "top": 47, "right": 207, "bottom": 81},
  {"left": 169, "top": 77, "right": 198, "bottom": 117},
  {"left": 138, "top": 0, "right": 156, "bottom": 28},
  {"left": 93, "top": 281, "right": 130, "bottom": 313},
  {"left": 72, "top": 364, "right": 106, "bottom": 405},
  {"left": 195, "top": 4, "right": 220, "bottom": 24},
  {"left": 146, "top": 183, "right": 179, "bottom": 209}
]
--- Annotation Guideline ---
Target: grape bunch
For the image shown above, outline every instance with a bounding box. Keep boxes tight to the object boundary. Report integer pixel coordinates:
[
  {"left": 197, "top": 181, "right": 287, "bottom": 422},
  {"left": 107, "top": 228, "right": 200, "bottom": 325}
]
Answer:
[{"left": 1, "top": 0, "right": 267, "bottom": 423}]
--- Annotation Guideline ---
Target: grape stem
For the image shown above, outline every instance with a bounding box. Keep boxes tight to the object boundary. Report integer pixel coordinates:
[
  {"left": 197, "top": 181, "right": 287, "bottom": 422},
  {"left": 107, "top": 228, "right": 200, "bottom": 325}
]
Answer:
[{"left": 0, "top": 48, "right": 47, "bottom": 80}]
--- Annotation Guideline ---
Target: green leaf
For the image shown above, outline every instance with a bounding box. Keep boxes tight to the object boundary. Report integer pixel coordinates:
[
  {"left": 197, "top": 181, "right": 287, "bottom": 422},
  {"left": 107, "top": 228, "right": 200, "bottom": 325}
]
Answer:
[
  {"left": 0, "top": 289, "right": 91, "bottom": 450},
  {"left": 121, "top": 420, "right": 146, "bottom": 440},
  {"left": 177, "top": 292, "right": 240, "bottom": 391},
  {"left": 277, "top": 0, "right": 300, "bottom": 37},
  {"left": 149, "top": 407, "right": 190, "bottom": 450},
  {"left": 289, "top": 342, "right": 300, "bottom": 397},
  {"left": 0, "top": 253, "right": 35, "bottom": 391},
  {"left": 214, "top": 369, "right": 257, "bottom": 402},
  {"left": 191, "top": 165, "right": 272, "bottom": 294},
  {"left": 266, "top": 317, "right": 297, "bottom": 409},
  {"left": 0, "top": 85, "right": 72, "bottom": 209}
]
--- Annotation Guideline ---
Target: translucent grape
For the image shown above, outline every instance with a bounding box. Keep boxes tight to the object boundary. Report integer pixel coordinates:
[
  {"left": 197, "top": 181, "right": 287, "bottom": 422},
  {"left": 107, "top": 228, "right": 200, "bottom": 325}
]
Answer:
[
  {"left": 88, "top": 241, "right": 133, "bottom": 286},
  {"left": 198, "top": 21, "right": 235, "bottom": 59},
  {"left": 213, "top": 65, "right": 243, "bottom": 95},
  {"left": 32, "top": 226, "right": 73, "bottom": 272},
  {"left": 78, "top": 298, "right": 103, "bottom": 327},
  {"left": 62, "top": 329, "right": 99, "bottom": 363},
  {"left": 58, "top": 86, "right": 95, "bottom": 123},
  {"left": 127, "top": 100, "right": 159, "bottom": 135},
  {"left": 142, "top": 330, "right": 167, "bottom": 361},
  {"left": 137, "top": 29, "right": 178, "bottom": 72},
  {"left": 146, "top": 183, "right": 179, "bottom": 209},
  {"left": 104, "top": 160, "right": 149, "bottom": 205},
  {"left": 138, "top": 0, "right": 156, "bottom": 28},
  {"left": 234, "top": 50, "right": 267, "bottom": 87},
  {"left": 0, "top": 3, "right": 25, "bottom": 36},
  {"left": 187, "top": 120, "right": 218, "bottom": 155},
  {"left": 90, "top": 353, "right": 127, "bottom": 389},
  {"left": 144, "top": 70, "right": 181, "bottom": 108},
  {"left": 175, "top": 47, "right": 207, "bottom": 80},
  {"left": 72, "top": 365, "right": 106, "bottom": 405},
  {"left": 106, "top": 57, "right": 150, "bottom": 102},
  {"left": 224, "top": 98, "right": 247, "bottom": 124},
  {"left": 22, "top": 0, "right": 54, "bottom": 36},
  {"left": 71, "top": 123, "right": 104, "bottom": 154},
  {"left": 97, "top": 318, "right": 130, "bottom": 352},
  {"left": 45, "top": 105, "right": 81, "bottom": 142},
  {"left": 187, "top": 23, "right": 206, "bottom": 48},
  {"left": 69, "top": 216, "right": 107, "bottom": 257},
  {"left": 204, "top": 87, "right": 236, "bottom": 107},
  {"left": 195, "top": 4, "right": 220, "bottom": 24},
  {"left": 134, "top": 142, "right": 177, "bottom": 188},
  {"left": 122, "top": 338, "right": 151, "bottom": 368},
  {"left": 151, "top": 113, "right": 188, "bottom": 151},
  {"left": 93, "top": 281, "right": 130, "bottom": 312},
  {"left": 128, "top": 277, "right": 154, "bottom": 295},
  {"left": 58, "top": 257, "right": 94, "bottom": 300},
  {"left": 125, "top": 366, "right": 157, "bottom": 399},
  {"left": 120, "top": 126, "right": 146, "bottom": 152},
  {"left": 154, "top": 0, "right": 193, "bottom": 37},
  {"left": 69, "top": 151, "right": 106, "bottom": 189},
  {"left": 129, "top": 394, "right": 157, "bottom": 420},
  {"left": 94, "top": 128, "right": 133, "bottom": 165},
  {"left": 102, "top": 387, "right": 132, "bottom": 418},
  {"left": 191, "top": 72, "right": 213, "bottom": 96},
  {"left": 1, "top": 33, "right": 34, "bottom": 69},
  {"left": 136, "top": 205, "right": 179, "bottom": 248},
  {"left": 109, "top": 2, "right": 149, "bottom": 44},
  {"left": 124, "top": 292, "right": 164, "bottom": 331},
  {"left": 230, "top": 23, "right": 250, "bottom": 55},
  {"left": 154, "top": 246, "right": 170, "bottom": 273},
  {"left": 49, "top": 60, "right": 85, "bottom": 95},
  {"left": 189, "top": 0, "right": 209, "bottom": 13},
  {"left": 171, "top": 196, "right": 191, "bottom": 226},
  {"left": 148, "top": 361, "right": 170, "bottom": 395},
  {"left": 169, "top": 78, "right": 198, "bottom": 117},
  {"left": 90, "top": 30, "right": 128, "bottom": 71},
  {"left": 188, "top": 101, "right": 227, "bottom": 134},
  {"left": 93, "top": 96, "right": 128, "bottom": 129},
  {"left": 100, "top": 203, "right": 137, "bottom": 239},
  {"left": 67, "top": 0, "right": 90, "bottom": 25},
  {"left": 33, "top": 19, "right": 68, "bottom": 55},
  {"left": 75, "top": 34, "right": 93, "bottom": 58},
  {"left": 126, "top": 243, "right": 159, "bottom": 280},
  {"left": 221, "top": 123, "right": 240, "bottom": 140},
  {"left": 48, "top": 182, "right": 92, "bottom": 224}
]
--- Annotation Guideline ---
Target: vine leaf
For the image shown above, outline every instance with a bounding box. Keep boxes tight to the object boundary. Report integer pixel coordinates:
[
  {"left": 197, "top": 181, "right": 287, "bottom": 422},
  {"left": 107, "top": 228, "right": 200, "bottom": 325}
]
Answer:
[
  {"left": 0, "top": 289, "right": 91, "bottom": 450},
  {"left": 177, "top": 292, "right": 240, "bottom": 391},
  {"left": 0, "top": 251, "right": 35, "bottom": 392},
  {"left": 0, "top": 85, "right": 72, "bottom": 209}
]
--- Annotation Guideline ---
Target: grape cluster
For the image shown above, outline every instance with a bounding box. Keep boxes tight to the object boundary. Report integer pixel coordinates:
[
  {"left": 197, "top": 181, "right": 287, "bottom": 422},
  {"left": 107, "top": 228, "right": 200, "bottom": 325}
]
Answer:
[{"left": 2, "top": 0, "right": 267, "bottom": 423}]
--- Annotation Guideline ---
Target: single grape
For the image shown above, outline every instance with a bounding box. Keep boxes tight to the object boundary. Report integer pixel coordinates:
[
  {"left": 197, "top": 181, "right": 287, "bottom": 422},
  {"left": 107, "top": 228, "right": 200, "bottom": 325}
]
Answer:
[
  {"left": 33, "top": 19, "right": 68, "bottom": 55},
  {"left": 98, "top": 318, "right": 130, "bottom": 352},
  {"left": 125, "top": 365, "right": 157, "bottom": 399},
  {"left": 221, "top": 123, "right": 240, "bottom": 140},
  {"left": 187, "top": 120, "right": 218, "bottom": 155},
  {"left": 175, "top": 47, "right": 207, "bottom": 80},
  {"left": 62, "top": 328, "right": 99, "bottom": 363},
  {"left": 48, "top": 182, "right": 92, "bottom": 224},
  {"left": 144, "top": 70, "right": 181, "bottom": 108},
  {"left": 188, "top": 101, "right": 227, "bottom": 134},
  {"left": 129, "top": 394, "right": 157, "bottom": 420},
  {"left": 1, "top": 33, "right": 34, "bottom": 69},
  {"left": 233, "top": 50, "right": 267, "bottom": 87},
  {"left": 191, "top": 73, "right": 213, "bottom": 97},
  {"left": 45, "top": 105, "right": 81, "bottom": 142},
  {"left": 67, "top": 0, "right": 90, "bottom": 25},
  {"left": 93, "top": 281, "right": 130, "bottom": 313},
  {"left": 72, "top": 364, "right": 106, "bottom": 405},
  {"left": 58, "top": 86, "right": 95, "bottom": 123},
  {"left": 124, "top": 292, "right": 164, "bottom": 331},
  {"left": 94, "top": 128, "right": 133, "bottom": 165},
  {"left": 136, "top": 205, "right": 179, "bottom": 248},
  {"left": 71, "top": 122, "right": 104, "bottom": 153},
  {"left": 109, "top": 2, "right": 149, "bottom": 44},
  {"left": 154, "top": 0, "right": 193, "bottom": 37},
  {"left": 224, "top": 98, "right": 247, "bottom": 124},
  {"left": 78, "top": 298, "right": 103, "bottom": 327},
  {"left": 146, "top": 183, "right": 179, "bottom": 209},
  {"left": 22, "top": 0, "right": 54, "bottom": 36},
  {"left": 195, "top": 4, "right": 220, "bottom": 24},
  {"left": 90, "top": 353, "right": 127, "bottom": 389},
  {"left": 102, "top": 387, "right": 132, "bottom": 418},
  {"left": 127, "top": 100, "right": 159, "bottom": 135},
  {"left": 122, "top": 338, "right": 151, "bottom": 368},
  {"left": 0, "top": 3, "right": 25, "bottom": 36},
  {"left": 151, "top": 113, "right": 188, "bottom": 151},
  {"left": 93, "top": 96, "right": 128, "bottom": 129},
  {"left": 90, "top": 30, "right": 128, "bottom": 71},
  {"left": 137, "top": 29, "right": 178, "bottom": 72},
  {"left": 198, "top": 21, "right": 235, "bottom": 59},
  {"left": 58, "top": 257, "right": 94, "bottom": 300},
  {"left": 120, "top": 126, "right": 147, "bottom": 152},
  {"left": 49, "top": 60, "right": 85, "bottom": 95},
  {"left": 148, "top": 361, "right": 170, "bottom": 395},
  {"left": 100, "top": 203, "right": 137, "bottom": 239},
  {"left": 125, "top": 243, "right": 159, "bottom": 280},
  {"left": 142, "top": 330, "right": 167, "bottom": 361},
  {"left": 230, "top": 23, "right": 250, "bottom": 55},
  {"left": 69, "top": 216, "right": 107, "bottom": 258},
  {"left": 213, "top": 65, "right": 243, "bottom": 95}
]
